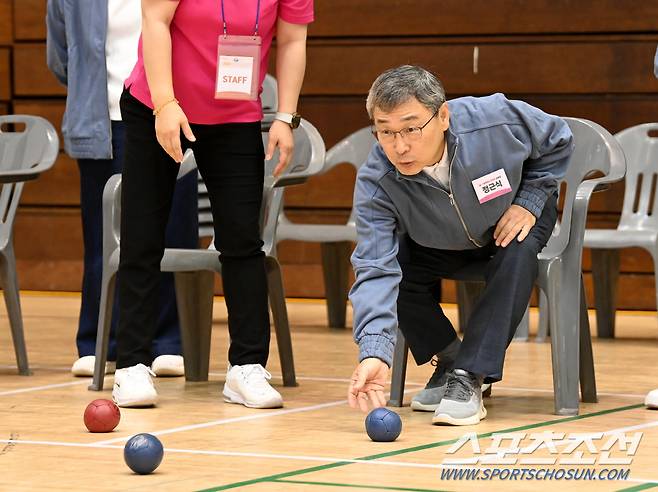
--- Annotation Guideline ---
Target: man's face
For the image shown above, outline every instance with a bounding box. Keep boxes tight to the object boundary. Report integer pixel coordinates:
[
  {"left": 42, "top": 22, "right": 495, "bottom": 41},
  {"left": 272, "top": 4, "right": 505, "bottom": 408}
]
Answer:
[{"left": 372, "top": 98, "right": 450, "bottom": 176}]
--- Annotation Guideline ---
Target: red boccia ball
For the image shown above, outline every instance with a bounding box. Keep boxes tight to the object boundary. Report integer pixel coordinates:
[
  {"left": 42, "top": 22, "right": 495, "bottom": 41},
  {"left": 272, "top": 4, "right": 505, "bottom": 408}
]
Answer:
[{"left": 84, "top": 399, "right": 121, "bottom": 433}]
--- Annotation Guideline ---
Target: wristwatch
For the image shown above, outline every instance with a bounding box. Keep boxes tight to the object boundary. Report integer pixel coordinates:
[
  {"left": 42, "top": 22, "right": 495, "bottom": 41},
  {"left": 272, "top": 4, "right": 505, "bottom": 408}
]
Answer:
[{"left": 274, "top": 112, "right": 301, "bottom": 129}]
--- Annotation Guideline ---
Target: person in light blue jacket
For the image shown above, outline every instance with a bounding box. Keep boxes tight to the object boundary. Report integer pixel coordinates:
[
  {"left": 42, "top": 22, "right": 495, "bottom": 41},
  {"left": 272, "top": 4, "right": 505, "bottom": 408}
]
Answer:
[
  {"left": 347, "top": 65, "right": 573, "bottom": 426},
  {"left": 46, "top": 0, "right": 198, "bottom": 378}
]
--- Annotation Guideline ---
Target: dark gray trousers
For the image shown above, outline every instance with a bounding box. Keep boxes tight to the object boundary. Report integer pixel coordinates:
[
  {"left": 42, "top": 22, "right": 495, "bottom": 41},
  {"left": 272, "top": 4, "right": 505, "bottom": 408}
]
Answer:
[{"left": 397, "top": 193, "right": 558, "bottom": 383}]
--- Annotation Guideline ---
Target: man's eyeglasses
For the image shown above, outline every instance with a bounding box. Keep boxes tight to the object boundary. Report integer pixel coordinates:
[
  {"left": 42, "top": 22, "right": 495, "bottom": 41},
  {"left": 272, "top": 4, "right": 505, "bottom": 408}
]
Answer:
[{"left": 372, "top": 108, "right": 439, "bottom": 144}]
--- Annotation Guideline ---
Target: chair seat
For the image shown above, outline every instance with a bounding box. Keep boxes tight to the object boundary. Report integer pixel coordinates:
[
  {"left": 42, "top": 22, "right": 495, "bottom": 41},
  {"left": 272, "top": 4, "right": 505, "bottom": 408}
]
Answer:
[
  {"left": 584, "top": 228, "right": 658, "bottom": 249},
  {"left": 277, "top": 223, "right": 356, "bottom": 242},
  {"left": 107, "top": 247, "right": 221, "bottom": 273}
]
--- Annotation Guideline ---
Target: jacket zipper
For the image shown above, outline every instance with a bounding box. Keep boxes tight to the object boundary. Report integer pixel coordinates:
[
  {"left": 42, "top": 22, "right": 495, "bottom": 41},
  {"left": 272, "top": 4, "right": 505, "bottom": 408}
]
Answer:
[{"left": 444, "top": 140, "right": 484, "bottom": 248}]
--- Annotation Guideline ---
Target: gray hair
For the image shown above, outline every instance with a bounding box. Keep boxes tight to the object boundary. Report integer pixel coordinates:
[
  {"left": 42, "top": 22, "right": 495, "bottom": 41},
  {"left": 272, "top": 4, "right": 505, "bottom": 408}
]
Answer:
[{"left": 366, "top": 65, "right": 446, "bottom": 119}]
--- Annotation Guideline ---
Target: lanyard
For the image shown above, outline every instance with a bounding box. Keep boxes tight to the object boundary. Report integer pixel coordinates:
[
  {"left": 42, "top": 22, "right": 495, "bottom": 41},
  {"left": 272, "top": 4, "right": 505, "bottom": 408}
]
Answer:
[{"left": 220, "top": 0, "right": 262, "bottom": 36}]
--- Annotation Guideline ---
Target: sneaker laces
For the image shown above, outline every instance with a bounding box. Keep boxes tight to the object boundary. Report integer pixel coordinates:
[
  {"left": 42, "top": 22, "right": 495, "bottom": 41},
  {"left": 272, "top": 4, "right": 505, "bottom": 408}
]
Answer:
[
  {"left": 241, "top": 364, "right": 274, "bottom": 393},
  {"left": 122, "top": 363, "right": 155, "bottom": 381},
  {"left": 445, "top": 369, "right": 478, "bottom": 401},
  {"left": 425, "top": 356, "right": 448, "bottom": 389}
]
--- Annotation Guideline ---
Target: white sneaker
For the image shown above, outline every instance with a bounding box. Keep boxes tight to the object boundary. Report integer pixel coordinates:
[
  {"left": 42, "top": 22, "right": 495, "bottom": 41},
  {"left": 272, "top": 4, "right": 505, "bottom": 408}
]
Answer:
[
  {"left": 151, "top": 355, "right": 185, "bottom": 377},
  {"left": 223, "top": 364, "right": 283, "bottom": 409},
  {"left": 112, "top": 363, "right": 158, "bottom": 407},
  {"left": 71, "top": 356, "right": 116, "bottom": 377},
  {"left": 645, "top": 389, "right": 658, "bottom": 409}
]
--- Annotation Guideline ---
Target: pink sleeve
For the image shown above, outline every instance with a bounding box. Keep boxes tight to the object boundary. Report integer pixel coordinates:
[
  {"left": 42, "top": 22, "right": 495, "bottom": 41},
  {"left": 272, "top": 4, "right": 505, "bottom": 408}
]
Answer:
[{"left": 278, "top": 0, "right": 314, "bottom": 24}]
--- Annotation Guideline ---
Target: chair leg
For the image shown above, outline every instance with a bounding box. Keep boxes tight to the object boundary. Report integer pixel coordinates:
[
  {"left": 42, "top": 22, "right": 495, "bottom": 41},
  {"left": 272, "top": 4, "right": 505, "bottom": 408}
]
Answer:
[
  {"left": 320, "top": 241, "right": 352, "bottom": 329},
  {"left": 513, "top": 304, "right": 530, "bottom": 341},
  {"left": 548, "top": 266, "right": 580, "bottom": 415},
  {"left": 388, "top": 329, "right": 408, "bottom": 407},
  {"left": 456, "top": 280, "right": 485, "bottom": 332},
  {"left": 89, "top": 272, "right": 116, "bottom": 391},
  {"left": 536, "top": 289, "right": 550, "bottom": 342},
  {"left": 174, "top": 271, "right": 214, "bottom": 382},
  {"left": 590, "top": 248, "right": 619, "bottom": 338},
  {"left": 579, "top": 276, "right": 597, "bottom": 403},
  {"left": 265, "top": 256, "right": 297, "bottom": 387},
  {"left": 0, "top": 246, "right": 30, "bottom": 375}
]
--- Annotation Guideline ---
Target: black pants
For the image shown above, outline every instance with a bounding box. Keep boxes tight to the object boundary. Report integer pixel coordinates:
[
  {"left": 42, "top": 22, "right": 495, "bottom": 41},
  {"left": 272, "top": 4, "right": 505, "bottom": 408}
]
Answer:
[
  {"left": 77, "top": 122, "right": 198, "bottom": 360},
  {"left": 116, "top": 89, "right": 270, "bottom": 369},
  {"left": 397, "top": 194, "right": 558, "bottom": 383}
]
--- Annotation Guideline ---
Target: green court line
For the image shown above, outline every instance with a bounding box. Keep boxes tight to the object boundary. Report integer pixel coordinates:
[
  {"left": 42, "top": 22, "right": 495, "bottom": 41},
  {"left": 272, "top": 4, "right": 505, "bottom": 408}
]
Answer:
[
  {"left": 272, "top": 478, "right": 450, "bottom": 492},
  {"left": 196, "top": 403, "right": 643, "bottom": 491},
  {"left": 616, "top": 483, "right": 658, "bottom": 492}
]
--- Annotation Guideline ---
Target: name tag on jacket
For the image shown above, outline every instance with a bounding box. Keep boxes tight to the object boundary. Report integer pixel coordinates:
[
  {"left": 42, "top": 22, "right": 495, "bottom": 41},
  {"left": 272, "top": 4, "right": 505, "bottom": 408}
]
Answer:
[{"left": 471, "top": 168, "right": 512, "bottom": 203}]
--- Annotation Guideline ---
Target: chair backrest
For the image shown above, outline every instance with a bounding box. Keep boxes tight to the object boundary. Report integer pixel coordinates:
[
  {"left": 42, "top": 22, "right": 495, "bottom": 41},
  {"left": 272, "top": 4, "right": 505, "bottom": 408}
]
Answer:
[
  {"left": 181, "top": 118, "right": 325, "bottom": 253},
  {"left": 325, "top": 127, "right": 377, "bottom": 226},
  {"left": 262, "top": 118, "right": 326, "bottom": 255},
  {"left": 197, "top": 74, "right": 280, "bottom": 238},
  {"left": 615, "top": 123, "right": 658, "bottom": 230},
  {"left": 541, "top": 117, "right": 626, "bottom": 258},
  {"left": 103, "top": 152, "right": 198, "bottom": 257},
  {"left": 261, "top": 74, "right": 278, "bottom": 114},
  {"left": 0, "top": 115, "right": 59, "bottom": 247},
  {"left": 277, "top": 126, "right": 376, "bottom": 231}
]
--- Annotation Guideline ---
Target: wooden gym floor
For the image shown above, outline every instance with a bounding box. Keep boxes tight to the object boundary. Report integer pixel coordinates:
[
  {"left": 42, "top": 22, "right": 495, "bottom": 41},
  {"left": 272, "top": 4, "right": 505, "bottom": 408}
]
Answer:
[{"left": 1, "top": 292, "right": 658, "bottom": 491}]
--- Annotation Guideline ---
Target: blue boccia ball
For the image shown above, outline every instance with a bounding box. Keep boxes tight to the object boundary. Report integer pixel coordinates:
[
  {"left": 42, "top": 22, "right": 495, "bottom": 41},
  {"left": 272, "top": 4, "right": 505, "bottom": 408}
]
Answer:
[
  {"left": 124, "top": 433, "right": 164, "bottom": 474},
  {"left": 365, "top": 407, "right": 402, "bottom": 442}
]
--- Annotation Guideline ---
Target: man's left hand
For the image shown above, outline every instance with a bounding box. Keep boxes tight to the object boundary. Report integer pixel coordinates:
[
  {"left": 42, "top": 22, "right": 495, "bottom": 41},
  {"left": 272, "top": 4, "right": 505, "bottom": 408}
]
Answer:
[
  {"left": 493, "top": 204, "right": 536, "bottom": 247},
  {"left": 266, "top": 120, "right": 294, "bottom": 177}
]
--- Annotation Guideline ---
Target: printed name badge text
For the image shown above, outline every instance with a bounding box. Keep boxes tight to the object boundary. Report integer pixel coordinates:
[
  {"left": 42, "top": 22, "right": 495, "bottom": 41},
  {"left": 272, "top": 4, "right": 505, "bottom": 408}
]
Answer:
[{"left": 471, "top": 168, "right": 513, "bottom": 204}]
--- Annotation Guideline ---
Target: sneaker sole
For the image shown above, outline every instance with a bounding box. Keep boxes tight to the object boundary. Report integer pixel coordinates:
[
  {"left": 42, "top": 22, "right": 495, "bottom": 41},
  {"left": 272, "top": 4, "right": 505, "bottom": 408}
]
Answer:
[
  {"left": 410, "top": 401, "right": 439, "bottom": 412},
  {"left": 152, "top": 368, "right": 185, "bottom": 377},
  {"left": 222, "top": 386, "right": 283, "bottom": 409},
  {"left": 112, "top": 388, "right": 157, "bottom": 408},
  {"left": 112, "top": 395, "right": 157, "bottom": 408},
  {"left": 432, "top": 405, "right": 487, "bottom": 426}
]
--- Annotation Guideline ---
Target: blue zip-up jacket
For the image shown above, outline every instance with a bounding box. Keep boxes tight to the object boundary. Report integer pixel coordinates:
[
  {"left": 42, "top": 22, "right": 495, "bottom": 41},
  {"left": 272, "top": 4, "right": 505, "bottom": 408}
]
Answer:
[
  {"left": 46, "top": 0, "right": 112, "bottom": 159},
  {"left": 349, "top": 93, "right": 574, "bottom": 366}
]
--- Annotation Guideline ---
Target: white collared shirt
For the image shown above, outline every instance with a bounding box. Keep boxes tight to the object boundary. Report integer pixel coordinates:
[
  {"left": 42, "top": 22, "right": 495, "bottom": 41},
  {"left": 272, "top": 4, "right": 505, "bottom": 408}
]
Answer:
[{"left": 422, "top": 142, "right": 449, "bottom": 190}]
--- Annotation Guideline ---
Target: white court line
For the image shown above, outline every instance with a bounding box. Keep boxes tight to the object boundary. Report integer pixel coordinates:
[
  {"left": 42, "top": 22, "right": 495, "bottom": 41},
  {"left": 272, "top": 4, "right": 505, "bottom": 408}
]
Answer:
[
  {"left": 0, "top": 380, "right": 89, "bottom": 396},
  {"left": 93, "top": 385, "right": 427, "bottom": 446},
  {"left": 2, "top": 409, "right": 658, "bottom": 483},
  {"left": 4, "top": 428, "right": 658, "bottom": 485},
  {"left": 92, "top": 399, "right": 350, "bottom": 445},
  {"left": 0, "top": 438, "right": 467, "bottom": 470}
]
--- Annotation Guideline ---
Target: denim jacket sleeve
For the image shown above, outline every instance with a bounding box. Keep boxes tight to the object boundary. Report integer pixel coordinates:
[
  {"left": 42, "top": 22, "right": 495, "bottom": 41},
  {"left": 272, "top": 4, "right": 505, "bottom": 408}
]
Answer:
[
  {"left": 348, "top": 165, "right": 401, "bottom": 368},
  {"left": 507, "top": 99, "right": 574, "bottom": 217},
  {"left": 46, "top": 0, "right": 68, "bottom": 86}
]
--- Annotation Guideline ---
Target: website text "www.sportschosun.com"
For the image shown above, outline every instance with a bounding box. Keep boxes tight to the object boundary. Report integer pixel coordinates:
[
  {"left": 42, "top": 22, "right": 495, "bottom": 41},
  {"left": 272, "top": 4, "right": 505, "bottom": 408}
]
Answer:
[{"left": 441, "top": 467, "right": 630, "bottom": 481}]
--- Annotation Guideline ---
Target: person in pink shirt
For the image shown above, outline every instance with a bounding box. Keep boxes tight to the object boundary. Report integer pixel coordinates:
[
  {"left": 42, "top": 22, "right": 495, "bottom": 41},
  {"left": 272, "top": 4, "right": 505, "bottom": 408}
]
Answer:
[{"left": 112, "top": 0, "right": 314, "bottom": 409}]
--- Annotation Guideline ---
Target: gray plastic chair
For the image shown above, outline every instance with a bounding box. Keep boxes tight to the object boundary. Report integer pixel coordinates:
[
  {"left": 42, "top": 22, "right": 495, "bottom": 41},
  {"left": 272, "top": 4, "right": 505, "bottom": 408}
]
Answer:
[
  {"left": 389, "top": 117, "right": 626, "bottom": 416},
  {"left": 0, "top": 115, "right": 59, "bottom": 375},
  {"left": 276, "top": 127, "right": 376, "bottom": 327},
  {"left": 584, "top": 123, "right": 658, "bottom": 338},
  {"left": 89, "top": 118, "right": 326, "bottom": 391}
]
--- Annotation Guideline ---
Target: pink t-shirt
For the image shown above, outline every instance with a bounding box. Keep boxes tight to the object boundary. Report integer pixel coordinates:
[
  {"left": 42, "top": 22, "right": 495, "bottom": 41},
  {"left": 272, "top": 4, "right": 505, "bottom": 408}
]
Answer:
[{"left": 125, "top": 0, "right": 314, "bottom": 125}]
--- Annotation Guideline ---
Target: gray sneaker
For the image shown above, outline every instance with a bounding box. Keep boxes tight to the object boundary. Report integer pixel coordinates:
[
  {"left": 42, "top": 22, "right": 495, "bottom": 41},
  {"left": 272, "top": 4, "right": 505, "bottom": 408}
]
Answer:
[
  {"left": 410, "top": 357, "right": 449, "bottom": 412},
  {"left": 432, "top": 369, "right": 487, "bottom": 426}
]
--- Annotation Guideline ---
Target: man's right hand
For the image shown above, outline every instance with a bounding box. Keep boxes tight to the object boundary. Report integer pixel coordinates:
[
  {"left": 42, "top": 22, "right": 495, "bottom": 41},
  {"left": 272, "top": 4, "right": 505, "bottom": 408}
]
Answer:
[{"left": 347, "top": 357, "right": 389, "bottom": 412}]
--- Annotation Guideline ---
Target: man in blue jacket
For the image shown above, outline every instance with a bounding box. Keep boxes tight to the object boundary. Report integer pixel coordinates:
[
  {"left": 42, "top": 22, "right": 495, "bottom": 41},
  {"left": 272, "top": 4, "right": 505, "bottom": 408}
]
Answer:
[{"left": 347, "top": 65, "right": 573, "bottom": 425}]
